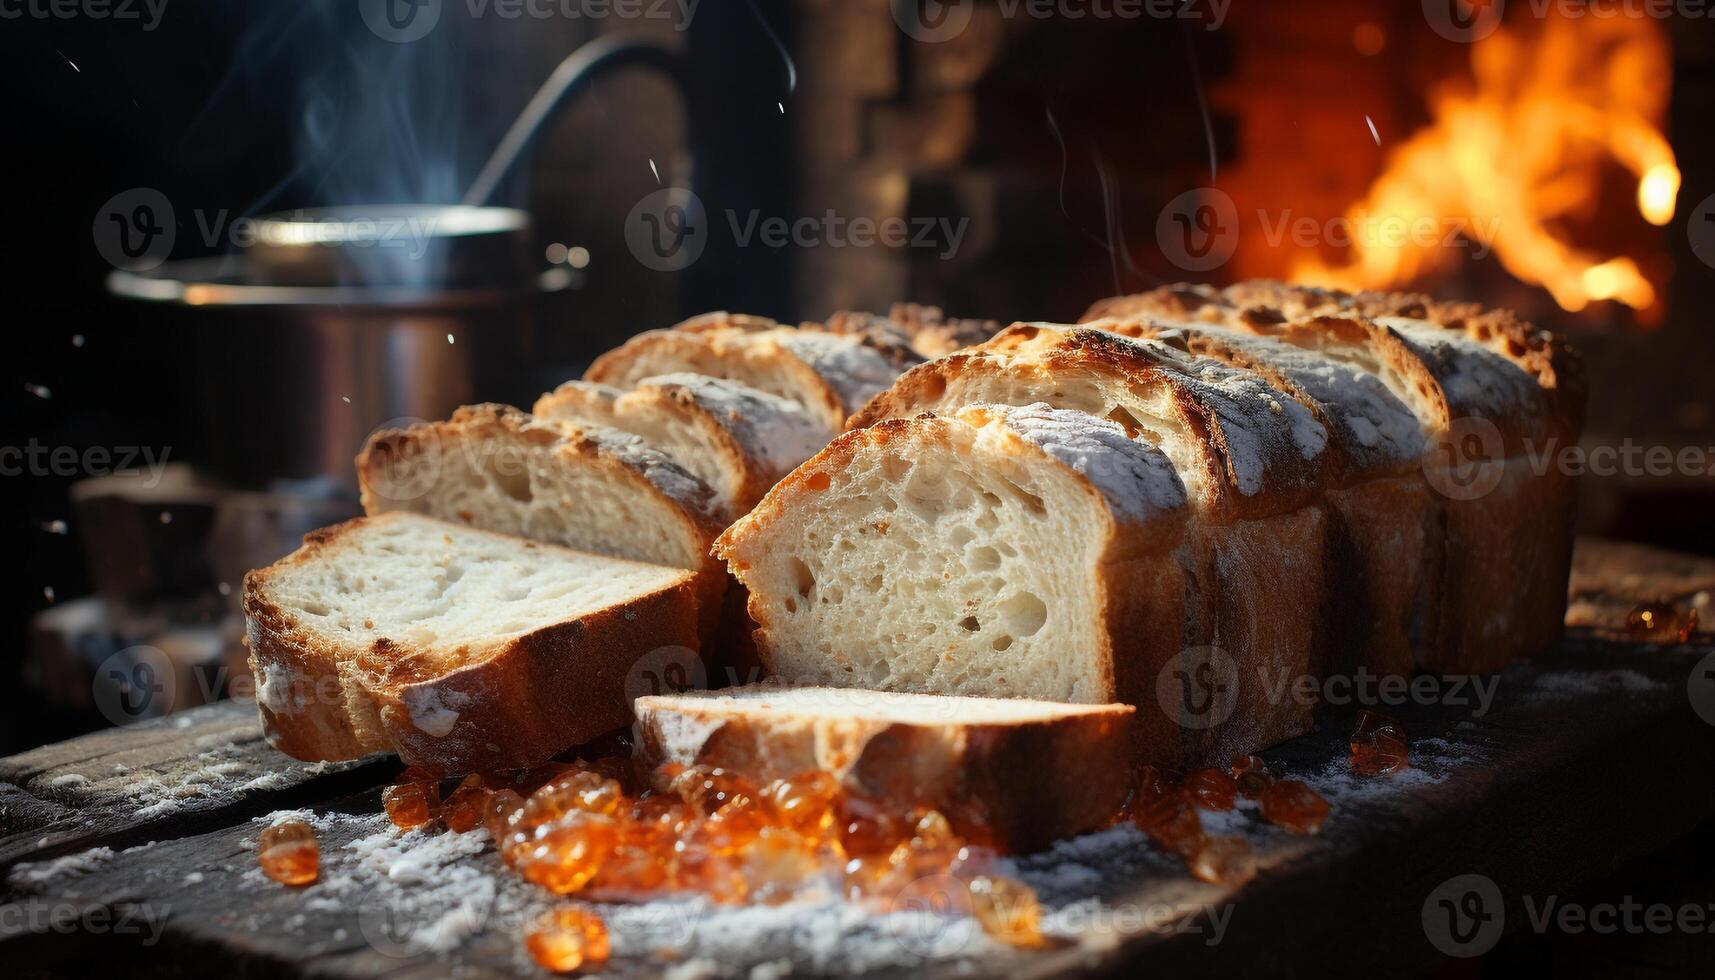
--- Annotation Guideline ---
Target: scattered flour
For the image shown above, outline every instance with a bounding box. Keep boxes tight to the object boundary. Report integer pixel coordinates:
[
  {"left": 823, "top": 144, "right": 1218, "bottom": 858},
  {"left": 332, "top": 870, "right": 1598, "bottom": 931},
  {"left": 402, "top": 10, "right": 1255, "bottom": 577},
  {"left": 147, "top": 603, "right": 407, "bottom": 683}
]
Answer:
[
  {"left": 8, "top": 847, "right": 116, "bottom": 886},
  {"left": 1526, "top": 668, "right": 1664, "bottom": 701}
]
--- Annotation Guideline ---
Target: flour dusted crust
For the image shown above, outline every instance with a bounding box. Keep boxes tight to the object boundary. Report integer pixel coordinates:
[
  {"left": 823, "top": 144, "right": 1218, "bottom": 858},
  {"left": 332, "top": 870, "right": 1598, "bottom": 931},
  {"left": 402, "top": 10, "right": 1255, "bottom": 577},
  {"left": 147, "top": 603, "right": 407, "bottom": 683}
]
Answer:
[
  {"left": 534, "top": 375, "right": 833, "bottom": 520},
  {"left": 633, "top": 684, "right": 1138, "bottom": 852},
  {"left": 244, "top": 514, "right": 700, "bottom": 771},
  {"left": 1083, "top": 279, "right": 1585, "bottom": 443},
  {"left": 851, "top": 325, "right": 1332, "bottom": 521},
  {"left": 585, "top": 325, "right": 922, "bottom": 429}
]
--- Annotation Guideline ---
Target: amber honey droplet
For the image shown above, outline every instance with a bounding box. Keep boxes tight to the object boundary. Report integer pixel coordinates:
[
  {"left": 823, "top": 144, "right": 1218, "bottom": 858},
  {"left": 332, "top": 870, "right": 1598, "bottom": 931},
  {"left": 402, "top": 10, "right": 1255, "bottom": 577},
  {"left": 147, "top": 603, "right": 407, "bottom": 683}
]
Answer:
[
  {"left": 525, "top": 906, "right": 611, "bottom": 973},
  {"left": 1627, "top": 601, "right": 1697, "bottom": 645},
  {"left": 968, "top": 875, "right": 1045, "bottom": 948},
  {"left": 443, "top": 777, "right": 491, "bottom": 833},
  {"left": 1142, "top": 801, "right": 1206, "bottom": 856},
  {"left": 520, "top": 814, "right": 620, "bottom": 895},
  {"left": 484, "top": 788, "right": 526, "bottom": 841},
  {"left": 837, "top": 792, "right": 906, "bottom": 857},
  {"left": 1188, "top": 836, "right": 1256, "bottom": 887},
  {"left": 1259, "top": 779, "right": 1330, "bottom": 835},
  {"left": 1349, "top": 710, "right": 1410, "bottom": 776},
  {"left": 1181, "top": 767, "right": 1238, "bottom": 810},
  {"left": 258, "top": 820, "right": 319, "bottom": 886},
  {"left": 1229, "top": 755, "right": 1273, "bottom": 799},
  {"left": 383, "top": 778, "right": 440, "bottom": 830},
  {"left": 766, "top": 771, "right": 840, "bottom": 837}
]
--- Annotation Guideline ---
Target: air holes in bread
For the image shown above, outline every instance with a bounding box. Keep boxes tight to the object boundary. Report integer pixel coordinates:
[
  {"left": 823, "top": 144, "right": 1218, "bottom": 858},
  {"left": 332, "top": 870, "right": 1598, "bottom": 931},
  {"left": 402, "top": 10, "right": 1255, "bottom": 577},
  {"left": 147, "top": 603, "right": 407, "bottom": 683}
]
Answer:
[
  {"left": 881, "top": 454, "right": 912, "bottom": 481},
  {"left": 804, "top": 471, "right": 831, "bottom": 491},
  {"left": 958, "top": 615, "right": 980, "bottom": 632},
  {"left": 788, "top": 556, "right": 816, "bottom": 598},
  {"left": 487, "top": 459, "right": 533, "bottom": 503},
  {"left": 998, "top": 592, "right": 1048, "bottom": 637},
  {"left": 970, "top": 546, "right": 1002, "bottom": 571}
]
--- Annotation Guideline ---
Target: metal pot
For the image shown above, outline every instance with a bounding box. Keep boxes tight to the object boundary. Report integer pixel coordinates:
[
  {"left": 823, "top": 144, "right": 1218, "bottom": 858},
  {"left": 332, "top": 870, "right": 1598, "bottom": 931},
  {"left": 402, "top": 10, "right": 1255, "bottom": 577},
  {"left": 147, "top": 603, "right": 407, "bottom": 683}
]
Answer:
[{"left": 107, "top": 205, "right": 564, "bottom": 486}]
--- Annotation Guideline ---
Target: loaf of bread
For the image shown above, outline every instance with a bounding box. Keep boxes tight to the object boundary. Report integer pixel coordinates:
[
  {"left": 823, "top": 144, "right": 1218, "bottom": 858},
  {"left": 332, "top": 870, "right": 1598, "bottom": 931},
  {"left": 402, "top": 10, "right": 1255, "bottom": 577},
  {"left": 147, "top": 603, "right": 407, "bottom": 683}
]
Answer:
[
  {"left": 633, "top": 684, "right": 1137, "bottom": 851},
  {"left": 244, "top": 513, "right": 700, "bottom": 771},
  {"left": 718, "top": 282, "right": 1584, "bottom": 767},
  {"left": 1082, "top": 281, "right": 1584, "bottom": 674}
]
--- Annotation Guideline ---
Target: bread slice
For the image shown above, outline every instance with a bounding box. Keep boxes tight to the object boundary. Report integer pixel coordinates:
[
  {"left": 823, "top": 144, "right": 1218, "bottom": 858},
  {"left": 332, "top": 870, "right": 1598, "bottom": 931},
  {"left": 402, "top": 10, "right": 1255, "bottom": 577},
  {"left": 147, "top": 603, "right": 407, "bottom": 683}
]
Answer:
[
  {"left": 356, "top": 404, "right": 723, "bottom": 574},
  {"left": 633, "top": 684, "right": 1137, "bottom": 852},
  {"left": 585, "top": 325, "right": 919, "bottom": 429},
  {"left": 533, "top": 374, "right": 833, "bottom": 521},
  {"left": 244, "top": 513, "right": 700, "bottom": 771}
]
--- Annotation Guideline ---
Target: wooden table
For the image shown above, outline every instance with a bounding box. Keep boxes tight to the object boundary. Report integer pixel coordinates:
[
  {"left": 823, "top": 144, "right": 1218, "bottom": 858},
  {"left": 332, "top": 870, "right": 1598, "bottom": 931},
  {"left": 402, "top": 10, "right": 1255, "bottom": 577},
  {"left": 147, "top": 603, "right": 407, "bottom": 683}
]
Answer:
[{"left": 3, "top": 538, "right": 1713, "bottom": 979}]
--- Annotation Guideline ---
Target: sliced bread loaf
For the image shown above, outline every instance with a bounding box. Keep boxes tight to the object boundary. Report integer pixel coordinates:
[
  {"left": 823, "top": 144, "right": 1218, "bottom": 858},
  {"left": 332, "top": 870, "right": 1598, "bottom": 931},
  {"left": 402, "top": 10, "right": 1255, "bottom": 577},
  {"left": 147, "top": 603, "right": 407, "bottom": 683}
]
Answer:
[
  {"left": 633, "top": 684, "right": 1137, "bottom": 851},
  {"left": 533, "top": 374, "right": 833, "bottom": 520},
  {"left": 1082, "top": 281, "right": 1584, "bottom": 673},
  {"left": 244, "top": 513, "right": 700, "bottom": 771},
  {"left": 715, "top": 403, "right": 1304, "bottom": 766}
]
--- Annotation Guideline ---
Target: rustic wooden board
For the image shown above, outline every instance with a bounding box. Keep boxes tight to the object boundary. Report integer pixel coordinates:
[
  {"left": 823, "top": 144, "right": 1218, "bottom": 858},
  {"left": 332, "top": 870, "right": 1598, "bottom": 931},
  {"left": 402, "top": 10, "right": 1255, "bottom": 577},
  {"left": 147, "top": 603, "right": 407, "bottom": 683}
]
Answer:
[
  {"left": 2, "top": 539, "right": 1713, "bottom": 979},
  {"left": 0, "top": 700, "right": 392, "bottom": 871}
]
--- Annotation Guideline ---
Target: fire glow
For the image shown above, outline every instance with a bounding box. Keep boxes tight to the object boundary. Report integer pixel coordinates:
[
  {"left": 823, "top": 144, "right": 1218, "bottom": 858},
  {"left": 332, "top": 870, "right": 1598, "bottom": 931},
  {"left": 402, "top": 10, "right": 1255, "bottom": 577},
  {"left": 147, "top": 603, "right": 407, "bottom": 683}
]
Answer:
[{"left": 1291, "top": 13, "right": 1678, "bottom": 316}]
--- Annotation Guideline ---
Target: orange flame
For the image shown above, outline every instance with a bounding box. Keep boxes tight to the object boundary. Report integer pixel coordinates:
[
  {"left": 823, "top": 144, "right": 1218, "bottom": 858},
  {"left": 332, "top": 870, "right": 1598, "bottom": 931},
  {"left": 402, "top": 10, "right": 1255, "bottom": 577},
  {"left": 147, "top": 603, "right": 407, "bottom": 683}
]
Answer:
[{"left": 1291, "top": 14, "right": 1677, "bottom": 315}]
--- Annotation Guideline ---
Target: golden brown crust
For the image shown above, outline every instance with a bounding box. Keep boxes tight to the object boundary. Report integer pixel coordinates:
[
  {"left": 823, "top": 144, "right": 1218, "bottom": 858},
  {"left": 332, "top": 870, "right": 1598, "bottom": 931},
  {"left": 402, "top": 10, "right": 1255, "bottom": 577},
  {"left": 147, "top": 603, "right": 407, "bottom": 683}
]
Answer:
[
  {"left": 847, "top": 324, "right": 1332, "bottom": 522},
  {"left": 633, "top": 687, "right": 1138, "bottom": 852},
  {"left": 670, "top": 311, "right": 782, "bottom": 334},
  {"left": 244, "top": 515, "right": 702, "bottom": 771},
  {"left": 819, "top": 303, "right": 1000, "bottom": 359},
  {"left": 585, "top": 329, "right": 854, "bottom": 429},
  {"left": 1083, "top": 280, "right": 1586, "bottom": 443}
]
